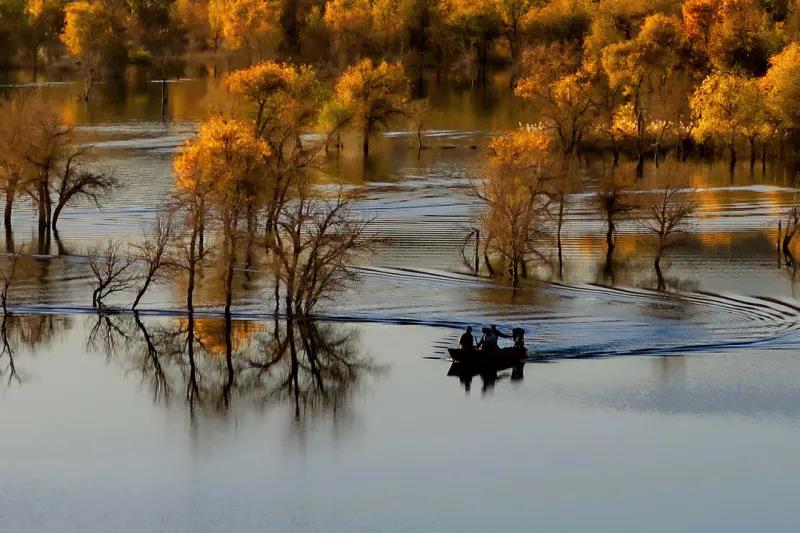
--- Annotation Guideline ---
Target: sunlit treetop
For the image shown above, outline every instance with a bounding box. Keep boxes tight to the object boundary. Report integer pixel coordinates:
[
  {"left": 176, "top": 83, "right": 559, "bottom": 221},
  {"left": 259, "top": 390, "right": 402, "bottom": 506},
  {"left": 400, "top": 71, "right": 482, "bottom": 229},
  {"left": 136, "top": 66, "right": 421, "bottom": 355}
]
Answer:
[
  {"left": 228, "top": 61, "right": 298, "bottom": 101},
  {"left": 323, "top": 0, "right": 372, "bottom": 35},
  {"left": 601, "top": 14, "right": 683, "bottom": 91},
  {"left": 682, "top": 0, "right": 718, "bottom": 44},
  {"left": 443, "top": 0, "right": 502, "bottom": 38},
  {"left": 521, "top": 0, "right": 592, "bottom": 44},
  {"left": 582, "top": 0, "right": 680, "bottom": 56},
  {"left": 61, "top": 1, "right": 113, "bottom": 61},
  {"left": 762, "top": 42, "right": 800, "bottom": 129},
  {"left": 173, "top": 117, "right": 270, "bottom": 197},
  {"left": 488, "top": 127, "right": 555, "bottom": 171},
  {"left": 334, "top": 59, "right": 410, "bottom": 132},
  {"left": 227, "top": 61, "right": 322, "bottom": 141},
  {"left": 700, "top": 0, "right": 781, "bottom": 75},
  {"left": 217, "top": 0, "right": 282, "bottom": 57},
  {"left": 690, "top": 72, "right": 767, "bottom": 147}
]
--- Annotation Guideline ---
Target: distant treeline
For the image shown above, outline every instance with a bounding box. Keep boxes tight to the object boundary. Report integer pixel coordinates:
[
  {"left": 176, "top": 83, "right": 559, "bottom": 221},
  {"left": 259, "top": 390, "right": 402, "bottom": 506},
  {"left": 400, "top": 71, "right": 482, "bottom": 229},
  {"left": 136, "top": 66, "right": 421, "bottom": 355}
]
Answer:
[{"left": 4, "top": 1, "right": 800, "bottom": 165}]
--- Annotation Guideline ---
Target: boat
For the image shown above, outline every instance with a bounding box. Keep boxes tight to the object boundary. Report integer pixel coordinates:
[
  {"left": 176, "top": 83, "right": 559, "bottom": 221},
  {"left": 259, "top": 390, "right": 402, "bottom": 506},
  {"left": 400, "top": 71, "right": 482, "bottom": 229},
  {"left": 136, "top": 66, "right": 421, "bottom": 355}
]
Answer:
[{"left": 447, "top": 346, "right": 527, "bottom": 366}]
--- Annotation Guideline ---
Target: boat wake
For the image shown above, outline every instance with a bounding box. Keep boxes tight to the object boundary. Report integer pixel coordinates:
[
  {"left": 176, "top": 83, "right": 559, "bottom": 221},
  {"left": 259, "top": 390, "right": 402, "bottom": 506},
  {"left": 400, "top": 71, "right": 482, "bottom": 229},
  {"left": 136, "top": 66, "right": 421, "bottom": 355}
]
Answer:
[{"left": 5, "top": 265, "right": 800, "bottom": 362}]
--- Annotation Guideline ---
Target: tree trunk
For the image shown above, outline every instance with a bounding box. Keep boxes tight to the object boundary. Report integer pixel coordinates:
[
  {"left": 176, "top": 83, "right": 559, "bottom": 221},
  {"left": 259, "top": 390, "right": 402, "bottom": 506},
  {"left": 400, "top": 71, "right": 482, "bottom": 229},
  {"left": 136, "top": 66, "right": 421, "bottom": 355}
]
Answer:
[
  {"left": 37, "top": 181, "right": 47, "bottom": 236},
  {"left": 5, "top": 225, "right": 13, "bottom": 254},
  {"left": 224, "top": 222, "right": 237, "bottom": 314},
  {"left": 131, "top": 273, "right": 153, "bottom": 311},
  {"left": 52, "top": 201, "right": 64, "bottom": 232},
  {"left": 362, "top": 123, "right": 370, "bottom": 155},
  {"left": 161, "top": 77, "right": 167, "bottom": 122},
  {"left": 511, "top": 259, "right": 519, "bottom": 287},
  {"left": 606, "top": 217, "right": 615, "bottom": 253},
  {"left": 4, "top": 193, "right": 12, "bottom": 229},
  {"left": 483, "top": 252, "right": 494, "bottom": 275},
  {"left": 32, "top": 47, "right": 38, "bottom": 82},
  {"left": 187, "top": 224, "right": 198, "bottom": 312}
]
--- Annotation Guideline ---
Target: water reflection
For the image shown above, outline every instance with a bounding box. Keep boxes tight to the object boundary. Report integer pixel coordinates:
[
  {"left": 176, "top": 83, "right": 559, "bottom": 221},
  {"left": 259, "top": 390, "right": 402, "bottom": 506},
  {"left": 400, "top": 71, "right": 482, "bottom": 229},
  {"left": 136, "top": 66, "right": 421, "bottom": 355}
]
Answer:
[
  {"left": 0, "top": 313, "right": 69, "bottom": 384},
  {"left": 81, "top": 313, "right": 381, "bottom": 428},
  {"left": 447, "top": 359, "right": 525, "bottom": 395}
]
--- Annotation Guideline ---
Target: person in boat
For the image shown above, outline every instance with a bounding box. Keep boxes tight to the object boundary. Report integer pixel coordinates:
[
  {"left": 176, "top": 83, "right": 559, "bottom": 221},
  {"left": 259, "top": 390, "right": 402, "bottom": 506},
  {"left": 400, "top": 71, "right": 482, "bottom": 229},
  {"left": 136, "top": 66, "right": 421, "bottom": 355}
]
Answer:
[
  {"left": 478, "top": 327, "right": 498, "bottom": 352},
  {"left": 459, "top": 326, "right": 475, "bottom": 351},
  {"left": 512, "top": 327, "right": 525, "bottom": 349},
  {"left": 490, "top": 325, "right": 511, "bottom": 343}
]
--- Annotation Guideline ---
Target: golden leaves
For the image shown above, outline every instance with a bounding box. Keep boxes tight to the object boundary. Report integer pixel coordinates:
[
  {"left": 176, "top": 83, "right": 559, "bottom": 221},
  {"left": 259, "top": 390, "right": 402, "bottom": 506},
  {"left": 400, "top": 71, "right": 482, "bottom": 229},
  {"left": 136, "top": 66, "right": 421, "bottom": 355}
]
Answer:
[{"left": 174, "top": 117, "right": 270, "bottom": 197}]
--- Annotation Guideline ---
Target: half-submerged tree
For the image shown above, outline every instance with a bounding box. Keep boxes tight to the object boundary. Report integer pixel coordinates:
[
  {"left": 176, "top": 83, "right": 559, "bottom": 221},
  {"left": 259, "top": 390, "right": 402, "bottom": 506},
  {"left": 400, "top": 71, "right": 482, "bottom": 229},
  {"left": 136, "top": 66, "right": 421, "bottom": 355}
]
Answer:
[
  {"left": 173, "top": 117, "right": 271, "bottom": 313},
  {"left": 475, "top": 127, "right": 557, "bottom": 286},
  {"left": 88, "top": 240, "right": 136, "bottom": 308},
  {"left": 780, "top": 192, "right": 800, "bottom": 264},
  {"left": 601, "top": 14, "right": 683, "bottom": 177},
  {"left": 332, "top": 59, "right": 410, "bottom": 155},
  {"left": 690, "top": 72, "right": 767, "bottom": 172},
  {"left": 0, "top": 96, "right": 31, "bottom": 246},
  {"left": 226, "top": 60, "right": 323, "bottom": 232},
  {"left": 638, "top": 168, "right": 697, "bottom": 290},
  {"left": 515, "top": 44, "right": 596, "bottom": 156},
  {"left": 52, "top": 148, "right": 118, "bottom": 232},
  {"left": 0, "top": 92, "right": 116, "bottom": 252},
  {"left": 268, "top": 183, "right": 372, "bottom": 316},
  {"left": 131, "top": 212, "right": 176, "bottom": 310}
]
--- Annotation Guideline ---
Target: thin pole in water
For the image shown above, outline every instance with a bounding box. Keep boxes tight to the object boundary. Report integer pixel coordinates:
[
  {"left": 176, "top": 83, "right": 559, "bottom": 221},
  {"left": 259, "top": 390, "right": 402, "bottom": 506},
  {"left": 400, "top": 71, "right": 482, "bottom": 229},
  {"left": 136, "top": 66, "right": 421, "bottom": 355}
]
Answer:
[{"left": 474, "top": 229, "right": 480, "bottom": 274}]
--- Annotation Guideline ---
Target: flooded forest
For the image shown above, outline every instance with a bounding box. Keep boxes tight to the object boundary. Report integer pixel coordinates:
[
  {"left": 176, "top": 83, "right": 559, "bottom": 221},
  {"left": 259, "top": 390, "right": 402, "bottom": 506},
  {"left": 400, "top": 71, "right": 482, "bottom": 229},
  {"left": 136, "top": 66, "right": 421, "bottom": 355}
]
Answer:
[{"left": 2, "top": 0, "right": 800, "bottom": 531}]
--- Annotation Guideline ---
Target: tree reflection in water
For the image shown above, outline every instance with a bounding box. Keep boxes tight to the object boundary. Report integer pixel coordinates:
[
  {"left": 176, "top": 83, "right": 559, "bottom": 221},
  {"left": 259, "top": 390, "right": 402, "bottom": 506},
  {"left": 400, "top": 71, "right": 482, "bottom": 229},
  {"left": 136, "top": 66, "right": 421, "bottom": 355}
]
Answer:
[
  {"left": 0, "top": 314, "right": 69, "bottom": 385},
  {"left": 85, "top": 312, "right": 380, "bottom": 427}
]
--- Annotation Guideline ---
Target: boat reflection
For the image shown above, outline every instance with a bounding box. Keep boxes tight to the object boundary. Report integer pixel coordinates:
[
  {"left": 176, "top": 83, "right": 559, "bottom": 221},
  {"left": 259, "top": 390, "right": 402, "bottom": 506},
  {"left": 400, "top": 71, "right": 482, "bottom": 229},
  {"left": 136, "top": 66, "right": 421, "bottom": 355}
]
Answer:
[{"left": 447, "top": 358, "right": 525, "bottom": 395}]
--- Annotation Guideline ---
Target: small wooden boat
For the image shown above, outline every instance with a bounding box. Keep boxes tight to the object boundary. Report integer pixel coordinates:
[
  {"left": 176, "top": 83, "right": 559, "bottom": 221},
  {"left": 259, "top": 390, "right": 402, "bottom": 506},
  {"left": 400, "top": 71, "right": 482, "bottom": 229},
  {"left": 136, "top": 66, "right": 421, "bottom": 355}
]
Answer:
[{"left": 447, "top": 346, "right": 527, "bottom": 366}]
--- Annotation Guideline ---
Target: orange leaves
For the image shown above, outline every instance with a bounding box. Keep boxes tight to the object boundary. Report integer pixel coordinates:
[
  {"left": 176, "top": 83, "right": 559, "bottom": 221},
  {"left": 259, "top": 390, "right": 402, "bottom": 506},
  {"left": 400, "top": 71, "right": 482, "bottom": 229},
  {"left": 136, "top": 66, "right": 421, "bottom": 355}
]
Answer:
[
  {"left": 226, "top": 61, "right": 322, "bottom": 139},
  {"left": 215, "top": 0, "right": 282, "bottom": 54},
  {"left": 174, "top": 117, "right": 270, "bottom": 199},
  {"left": 488, "top": 128, "right": 554, "bottom": 168},
  {"left": 227, "top": 61, "right": 297, "bottom": 99},
  {"left": 762, "top": 42, "right": 800, "bottom": 128},
  {"left": 690, "top": 72, "right": 767, "bottom": 145},
  {"left": 60, "top": 1, "right": 98, "bottom": 58},
  {"left": 682, "top": 0, "right": 718, "bottom": 43},
  {"left": 332, "top": 58, "right": 409, "bottom": 144}
]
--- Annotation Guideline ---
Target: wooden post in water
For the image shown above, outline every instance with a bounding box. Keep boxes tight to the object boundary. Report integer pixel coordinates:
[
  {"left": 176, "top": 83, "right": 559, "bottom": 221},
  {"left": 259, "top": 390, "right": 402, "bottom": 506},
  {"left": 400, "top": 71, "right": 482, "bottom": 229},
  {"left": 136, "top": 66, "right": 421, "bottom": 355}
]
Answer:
[
  {"left": 161, "top": 77, "right": 167, "bottom": 122},
  {"left": 778, "top": 220, "right": 783, "bottom": 259},
  {"left": 474, "top": 229, "right": 480, "bottom": 274}
]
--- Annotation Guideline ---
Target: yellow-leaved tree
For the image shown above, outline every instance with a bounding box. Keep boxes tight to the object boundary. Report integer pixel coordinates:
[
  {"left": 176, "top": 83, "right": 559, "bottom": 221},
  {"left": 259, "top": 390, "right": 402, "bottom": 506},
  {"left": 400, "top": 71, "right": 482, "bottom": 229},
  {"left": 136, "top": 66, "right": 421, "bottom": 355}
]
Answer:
[
  {"left": 476, "top": 127, "right": 558, "bottom": 285},
  {"left": 332, "top": 59, "right": 410, "bottom": 155},
  {"left": 173, "top": 117, "right": 271, "bottom": 311},
  {"left": 24, "top": 0, "right": 64, "bottom": 79},
  {"left": 515, "top": 43, "right": 595, "bottom": 156},
  {"left": 443, "top": 0, "right": 501, "bottom": 80},
  {"left": 323, "top": 0, "right": 374, "bottom": 61},
  {"left": 690, "top": 72, "right": 767, "bottom": 171},
  {"left": 227, "top": 61, "right": 323, "bottom": 230},
  {"left": 218, "top": 0, "right": 283, "bottom": 63},
  {"left": 762, "top": 42, "right": 800, "bottom": 137},
  {"left": 601, "top": 13, "right": 683, "bottom": 176},
  {"left": 61, "top": 0, "right": 128, "bottom": 94}
]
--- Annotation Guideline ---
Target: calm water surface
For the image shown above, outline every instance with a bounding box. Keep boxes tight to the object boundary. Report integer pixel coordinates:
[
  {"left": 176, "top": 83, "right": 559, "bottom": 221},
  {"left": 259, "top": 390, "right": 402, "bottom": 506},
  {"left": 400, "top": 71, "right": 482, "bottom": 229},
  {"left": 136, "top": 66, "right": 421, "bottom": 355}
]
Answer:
[{"left": 1, "top": 71, "right": 799, "bottom": 531}]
